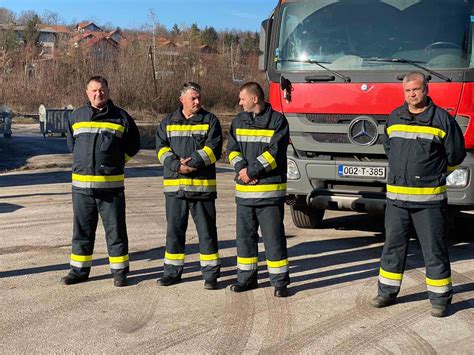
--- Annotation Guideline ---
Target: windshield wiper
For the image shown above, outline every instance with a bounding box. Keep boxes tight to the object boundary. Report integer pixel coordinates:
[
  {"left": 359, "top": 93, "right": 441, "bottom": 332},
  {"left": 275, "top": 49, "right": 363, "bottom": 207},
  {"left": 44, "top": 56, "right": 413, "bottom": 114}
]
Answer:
[
  {"left": 277, "top": 58, "right": 351, "bottom": 83},
  {"left": 363, "top": 57, "right": 451, "bottom": 82}
]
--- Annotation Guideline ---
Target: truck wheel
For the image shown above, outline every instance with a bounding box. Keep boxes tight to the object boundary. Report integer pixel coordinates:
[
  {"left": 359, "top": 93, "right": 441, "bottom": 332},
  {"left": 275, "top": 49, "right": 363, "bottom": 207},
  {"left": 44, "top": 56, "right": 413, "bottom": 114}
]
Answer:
[{"left": 290, "top": 205, "right": 325, "bottom": 229}]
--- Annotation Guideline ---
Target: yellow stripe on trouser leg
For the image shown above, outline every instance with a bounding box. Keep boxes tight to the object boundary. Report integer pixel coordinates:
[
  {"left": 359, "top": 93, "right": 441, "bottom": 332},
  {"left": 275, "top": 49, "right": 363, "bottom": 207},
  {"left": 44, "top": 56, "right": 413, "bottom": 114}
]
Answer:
[
  {"left": 237, "top": 256, "right": 258, "bottom": 271},
  {"left": 426, "top": 276, "right": 452, "bottom": 294},
  {"left": 109, "top": 255, "right": 129, "bottom": 270},
  {"left": 165, "top": 252, "right": 185, "bottom": 266},
  {"left": 200, "top": 253, "right": 220, "bottom": 267},
  {"left": 267, "top": 259, "right": 289, "bottom": 274},
  {"left": 379, "top": 268, "right": 403, "bottom": 287},
  {"left": 70, "top": 253, "right": 93, "bottom": 268}
]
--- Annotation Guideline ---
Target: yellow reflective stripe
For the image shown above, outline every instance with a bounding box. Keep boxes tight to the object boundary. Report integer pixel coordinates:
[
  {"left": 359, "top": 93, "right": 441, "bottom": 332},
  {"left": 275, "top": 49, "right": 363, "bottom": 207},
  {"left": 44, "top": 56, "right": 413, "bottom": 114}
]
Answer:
[
  {"left": 386, "top": 185, "right": 447, "bottom": 195},
  {"left": 236, "top": 128, "right": 274, "bottom": 137},
  {"left": 387, "top": 124, "right": 446, "bottom": 139},
  {"left": 72, "top": 121, "right": 125, "bottom": 132},
  {"left": 158, "top": 147, "right": 173, "bottom": 161},
  {"left": 447, "top": 165, "right": 458, "bottom": 172},
  {"left": 426, "top": 276, "right": 452, "bottom": 286},
  {"left": 203, "top": 146, "right": 216, "bottom": 164},
  {"left": 71, "top": 254, "right": 93, "bottom": 262},
  {"left": 166, "top": 124, "right": 209, "bottom": 131},
  {"left": 267, "top": 259, "right": 288, "bottom": 268},
  {"left": 236, "top": 183, "right": 287, "bottom": 192},
  {"left": 72, "top": 174, "right": 125, "bottom": 182},
  {"left": 125, "top": 154, "right": 131, "bottom": 162},
  {"left": 237, "top": 256, "right": 258, "bottom": 264},
  {"left": 200, "top": 253, "right": 219, "bottom": 261},
  {"left": 262, "top": 151, "right": 277, "bottom": 169},
  {"left": 163, "top": 179, "right": 216, "bottom": 186},
  {"left": 229, "top": 151, "right": 242, "bottom": 161},
  {"left": 109, "top": 255, "right": 129, "bottom": 263},
  {"left": 380, "top": 268, "right": 403, "bottom": 281},
  {"left": 165, "top": 252, "right": 185, "bottom": 260}
]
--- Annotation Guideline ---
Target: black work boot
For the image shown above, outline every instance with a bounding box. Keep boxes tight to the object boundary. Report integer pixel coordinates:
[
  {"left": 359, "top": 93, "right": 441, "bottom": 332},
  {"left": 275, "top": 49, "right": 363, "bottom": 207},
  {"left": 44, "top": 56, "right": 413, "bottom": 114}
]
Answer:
[
  {"left": 274, "top": 286, "right": 288, "bottom": 298},
  {"left": 204, "top": 280, "right": 218, "bottom": 290},
  {"left": 431, "top": 304, "right": 449, "bottom": 318},
  {"left": 61, "top": 273, "right": 88, "bottom": 285},
  {"left": 370, "top": 295, "right": 396, "bottom": 308},
  {"left": 113, "top": 274, "right": 128, "bottom": 287},
  {"left": 158, "top": 275, "right": 182, "bottom": 286},
  {"left": 229, "top": 279, "right": 258, "bottom": 293}
]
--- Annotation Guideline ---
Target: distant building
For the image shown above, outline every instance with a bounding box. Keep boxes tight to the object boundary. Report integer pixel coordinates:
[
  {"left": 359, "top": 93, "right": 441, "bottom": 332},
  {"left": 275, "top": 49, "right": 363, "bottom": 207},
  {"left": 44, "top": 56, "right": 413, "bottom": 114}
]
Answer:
[
  {"left": 109, "top": 29, "right": 126, "bottom": 44},
  {"left": 37, "top": 24, "right": 71, "bottom": 58},
  {"left": 0, "top": 23, "right": 26, "bottom": 47},
  {"left": 76, "top": 22, "right": 101, "bottom": 33}
]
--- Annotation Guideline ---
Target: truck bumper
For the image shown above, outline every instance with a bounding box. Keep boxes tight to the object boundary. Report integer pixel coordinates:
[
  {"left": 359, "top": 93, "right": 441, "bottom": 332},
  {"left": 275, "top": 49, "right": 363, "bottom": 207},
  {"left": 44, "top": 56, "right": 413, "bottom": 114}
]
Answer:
[{"left": 287, "top": 149, "right": 474, "bottom": 213}]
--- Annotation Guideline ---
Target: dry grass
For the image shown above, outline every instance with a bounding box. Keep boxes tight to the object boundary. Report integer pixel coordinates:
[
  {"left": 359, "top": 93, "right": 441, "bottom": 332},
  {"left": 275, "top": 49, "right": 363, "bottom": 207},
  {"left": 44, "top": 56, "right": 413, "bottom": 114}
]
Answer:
[{"left": 0, "top": 42, "right": 264, "bottom": 116}]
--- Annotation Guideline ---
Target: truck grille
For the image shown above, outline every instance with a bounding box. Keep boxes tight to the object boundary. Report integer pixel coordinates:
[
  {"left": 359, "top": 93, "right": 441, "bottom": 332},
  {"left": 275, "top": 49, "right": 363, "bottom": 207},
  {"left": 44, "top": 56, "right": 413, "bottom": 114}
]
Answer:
[
  {"left": 306, "top": 113, "right": 389, "bottom": 124},
  {"left": 310, "top": 133, "right": 384, "bottom": 145}
]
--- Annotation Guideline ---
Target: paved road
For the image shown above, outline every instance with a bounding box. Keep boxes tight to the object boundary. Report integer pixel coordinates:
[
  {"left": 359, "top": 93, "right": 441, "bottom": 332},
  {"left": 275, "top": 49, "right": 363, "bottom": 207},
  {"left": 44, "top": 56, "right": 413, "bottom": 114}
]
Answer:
[
  {"left": 1, "top": 164, "right": 473, "bottom": 353},
  {"left": 1, "top": 124, "right": 473, "bottom": 352},
  {"left": 0, "top": 124, "right": 69, "bottom": 172}
]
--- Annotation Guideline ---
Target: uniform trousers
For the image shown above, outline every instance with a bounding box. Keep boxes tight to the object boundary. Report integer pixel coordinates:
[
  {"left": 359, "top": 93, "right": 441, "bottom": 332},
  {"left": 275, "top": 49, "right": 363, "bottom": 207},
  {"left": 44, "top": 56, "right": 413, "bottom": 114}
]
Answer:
[
  {"left": 70, "top": 190, "right": 129, "bottom": 279},
  {"left": 378, "top": 203, "right": 452, "bottom": 306}
]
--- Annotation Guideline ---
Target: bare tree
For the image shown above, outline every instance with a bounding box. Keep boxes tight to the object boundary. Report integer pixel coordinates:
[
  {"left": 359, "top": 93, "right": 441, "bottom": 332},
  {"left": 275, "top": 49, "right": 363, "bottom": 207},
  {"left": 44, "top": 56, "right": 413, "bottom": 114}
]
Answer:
[
  {"left": 0, "top": 7, "right": 16, "bottom": 23},
  {"left": 41, "top": 10, "right": 64, "bottom": 25}
]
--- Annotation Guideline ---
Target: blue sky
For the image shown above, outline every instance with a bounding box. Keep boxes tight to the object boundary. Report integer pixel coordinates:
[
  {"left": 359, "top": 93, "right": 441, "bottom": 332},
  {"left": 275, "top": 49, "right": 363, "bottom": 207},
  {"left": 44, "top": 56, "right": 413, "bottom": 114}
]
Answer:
[{"left": 0, "top": 0, "right": 277, "bottom": 31}]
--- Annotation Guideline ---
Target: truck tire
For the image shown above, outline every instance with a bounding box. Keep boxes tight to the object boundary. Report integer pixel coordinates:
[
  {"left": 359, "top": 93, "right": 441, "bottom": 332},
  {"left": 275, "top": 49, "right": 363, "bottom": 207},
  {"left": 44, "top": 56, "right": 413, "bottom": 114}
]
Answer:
[{"left": 290, "top": 205, "right": 325, "bottom": 229}]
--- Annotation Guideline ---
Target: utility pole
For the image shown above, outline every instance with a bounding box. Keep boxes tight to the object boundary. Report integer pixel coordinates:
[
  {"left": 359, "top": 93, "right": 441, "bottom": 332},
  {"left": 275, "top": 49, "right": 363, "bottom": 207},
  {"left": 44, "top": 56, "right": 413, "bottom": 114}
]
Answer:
[{"left": 148, "top": 45, "right": 158, "bottom": 98}]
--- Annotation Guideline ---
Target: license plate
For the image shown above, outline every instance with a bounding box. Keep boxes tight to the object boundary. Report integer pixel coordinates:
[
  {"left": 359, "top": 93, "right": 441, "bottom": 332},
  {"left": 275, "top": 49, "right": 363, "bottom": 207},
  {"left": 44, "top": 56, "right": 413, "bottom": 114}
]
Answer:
[{"left": 338, "top": 165, "right": 386, "bottom": 178}]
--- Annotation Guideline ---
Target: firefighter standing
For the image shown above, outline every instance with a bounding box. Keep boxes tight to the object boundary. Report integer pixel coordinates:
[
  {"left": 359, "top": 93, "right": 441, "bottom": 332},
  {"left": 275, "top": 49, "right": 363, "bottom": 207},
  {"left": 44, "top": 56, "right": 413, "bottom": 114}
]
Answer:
[
  {"left": 156, "top": 82, "right": 223, "bottom": 290},
  {"left": 227, "top": 82, "right": 290, "bottom": 297},
  {"left": 62, "top": 76, "right": 141, "bottom": 287},
  {"left": 372, "top": 72, "right": 466, "bottom": 317}
]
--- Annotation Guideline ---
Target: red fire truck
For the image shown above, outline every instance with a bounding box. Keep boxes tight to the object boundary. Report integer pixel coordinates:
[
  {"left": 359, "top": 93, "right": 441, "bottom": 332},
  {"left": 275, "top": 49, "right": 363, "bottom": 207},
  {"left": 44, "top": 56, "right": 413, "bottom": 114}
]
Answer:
[{"left": 259, "top": 0, "right": 474, "bottom": 228}]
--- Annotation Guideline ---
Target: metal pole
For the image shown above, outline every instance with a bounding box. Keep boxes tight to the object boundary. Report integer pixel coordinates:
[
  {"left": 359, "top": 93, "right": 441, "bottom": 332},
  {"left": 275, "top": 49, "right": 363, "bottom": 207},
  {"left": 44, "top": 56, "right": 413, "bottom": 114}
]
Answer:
[{"left": 148, "top": 45, "right": 159, "bottom": 98}]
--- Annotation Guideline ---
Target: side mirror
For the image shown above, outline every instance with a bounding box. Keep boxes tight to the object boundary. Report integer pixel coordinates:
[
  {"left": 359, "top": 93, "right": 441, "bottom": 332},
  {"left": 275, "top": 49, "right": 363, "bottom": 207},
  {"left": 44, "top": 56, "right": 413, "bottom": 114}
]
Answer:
[{"left": 258, "top": 18, "right": 273, "bottom": 72}]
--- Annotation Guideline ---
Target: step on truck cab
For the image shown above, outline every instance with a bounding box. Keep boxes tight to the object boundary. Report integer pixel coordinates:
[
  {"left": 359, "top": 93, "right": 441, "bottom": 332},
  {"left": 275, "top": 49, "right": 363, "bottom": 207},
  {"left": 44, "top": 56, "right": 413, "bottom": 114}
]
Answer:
[{"left": 260, "top": 0, "right": 474, "bottom": 228}]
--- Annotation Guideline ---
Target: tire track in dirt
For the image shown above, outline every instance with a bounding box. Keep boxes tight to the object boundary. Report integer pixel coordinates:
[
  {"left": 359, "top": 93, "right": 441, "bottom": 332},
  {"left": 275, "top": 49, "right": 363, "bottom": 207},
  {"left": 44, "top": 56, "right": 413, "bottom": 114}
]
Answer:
[
  {"left": 259, "top": 286, "right": 293, "bottom": 352},
  {"left": 115, "top": 286, "right": 159, "bottom": 334},
  {"left": 213, "top": 290, "right": 256, "bottom": 353},
  {"left": 331, "top": 268, "right": 474, "bottom": 353},
  {"left": 2, "top": 285, "right": 122, "bottom": 337},
  {"left": 127, "top": 321, "right": 215, "bottom": 352},
  {"left": 260, "top": 299, "right": 366, "bottom": 353}
]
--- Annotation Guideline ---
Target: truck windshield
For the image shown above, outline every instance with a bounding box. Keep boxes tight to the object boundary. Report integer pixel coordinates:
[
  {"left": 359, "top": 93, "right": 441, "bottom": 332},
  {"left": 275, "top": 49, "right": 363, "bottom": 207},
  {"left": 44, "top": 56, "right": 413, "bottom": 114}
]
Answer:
[{"left": 275, "top": 0, "right": 474, "bottom": 71}]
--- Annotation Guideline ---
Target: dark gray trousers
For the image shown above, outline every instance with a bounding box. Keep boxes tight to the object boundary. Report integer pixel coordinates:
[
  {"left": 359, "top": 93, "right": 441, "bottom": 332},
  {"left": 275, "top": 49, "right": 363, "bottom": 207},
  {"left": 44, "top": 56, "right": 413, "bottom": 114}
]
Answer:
[
  {"left": 236, "top": 203, "right": 290, "bottom": 288},
  {"left": 378, "top": 203, "right": 452, "bottom": 306},
  {"left": 163, "top": 196, "right": 220, "bottom": 281},
  {"left": 70, "top": 191, "right": 129, "bottom": 279}
]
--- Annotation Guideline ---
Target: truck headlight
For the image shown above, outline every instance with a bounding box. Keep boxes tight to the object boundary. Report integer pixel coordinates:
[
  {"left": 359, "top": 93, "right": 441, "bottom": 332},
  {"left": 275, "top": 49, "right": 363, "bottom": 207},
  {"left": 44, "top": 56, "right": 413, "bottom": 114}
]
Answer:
[
  {"left": 287, "top": 159, "right": 300, "bottom": 180},
  {"left": 446, "top": 167, "right": 469, "bottom": 188}
]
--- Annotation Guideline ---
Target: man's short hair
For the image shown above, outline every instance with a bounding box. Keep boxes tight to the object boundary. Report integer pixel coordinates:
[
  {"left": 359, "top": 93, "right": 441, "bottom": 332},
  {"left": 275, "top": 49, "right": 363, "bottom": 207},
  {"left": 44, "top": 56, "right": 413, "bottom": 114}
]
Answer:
[
  {"left": 181, "top": 82, "right": 201, "bottom": 96},
  {"left": 403, "top": 72, "right": 428, "bottom": 89},
  {"left": 240, "top": 82, "right": 265, "bottom": 102},
  {"left": 87, "top": 75, "right": 108, "bottom": 88}
]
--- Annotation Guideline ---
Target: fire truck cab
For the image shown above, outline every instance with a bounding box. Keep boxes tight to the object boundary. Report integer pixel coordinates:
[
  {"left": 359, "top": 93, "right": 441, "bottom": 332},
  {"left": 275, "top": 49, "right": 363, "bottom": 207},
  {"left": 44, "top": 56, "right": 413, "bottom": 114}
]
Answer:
[{"left": 259, "top": 0, "right": 474, "bottom": 228}]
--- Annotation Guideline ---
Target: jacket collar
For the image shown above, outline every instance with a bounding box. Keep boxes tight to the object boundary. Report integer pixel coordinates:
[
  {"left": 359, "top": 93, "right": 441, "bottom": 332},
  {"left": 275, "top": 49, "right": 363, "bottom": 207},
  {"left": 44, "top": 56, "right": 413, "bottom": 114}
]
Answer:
[
  {"left": 241, "top": 103, "right": 272, "bottom": 128},
  {"left": 170, "top": 106, "right": 205, "bottom": 123},
  {"left": 88, "top": 99, "right": 114, "bottom": 119},
  {"left": 397, "top": 97, "right": 435, "bottom": 126}
]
